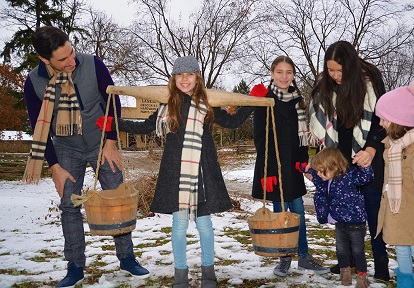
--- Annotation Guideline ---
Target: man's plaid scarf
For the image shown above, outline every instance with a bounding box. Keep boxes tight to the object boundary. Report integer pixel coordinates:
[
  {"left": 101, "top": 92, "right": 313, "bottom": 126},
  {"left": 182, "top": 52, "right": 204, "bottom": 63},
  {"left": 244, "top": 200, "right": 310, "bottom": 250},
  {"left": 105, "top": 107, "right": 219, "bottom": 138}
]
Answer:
[
  {"left": 309, "top": 81, "right": 376, "bottom": 156},
  {"left": 156, "top": 99, "right": 206, "bottom": 221},
  {"left": 23, "top": 65, "right": 82, "bottom": 183}
]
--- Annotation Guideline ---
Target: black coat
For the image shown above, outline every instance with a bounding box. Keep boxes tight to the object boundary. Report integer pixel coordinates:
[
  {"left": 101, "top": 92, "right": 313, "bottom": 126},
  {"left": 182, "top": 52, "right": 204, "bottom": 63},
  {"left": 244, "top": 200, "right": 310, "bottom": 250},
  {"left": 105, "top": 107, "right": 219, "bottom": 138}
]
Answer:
[
  {"left": 251, "top": 91, "right": 308, "bottom": 202},
  {"left": 118, "top": 93, "right": 253, "bottom": 216}
]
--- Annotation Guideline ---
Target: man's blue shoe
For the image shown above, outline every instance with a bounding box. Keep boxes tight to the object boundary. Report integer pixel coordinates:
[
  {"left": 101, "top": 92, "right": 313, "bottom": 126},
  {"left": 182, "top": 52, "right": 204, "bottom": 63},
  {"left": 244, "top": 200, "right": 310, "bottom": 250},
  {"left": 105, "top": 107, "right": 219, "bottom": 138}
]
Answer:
[
  {"left": 120, "top": 254, "right": 150, "bottom": 279},
  {"left": 56, "top": 262, "right": 84, "bottom": 288}
]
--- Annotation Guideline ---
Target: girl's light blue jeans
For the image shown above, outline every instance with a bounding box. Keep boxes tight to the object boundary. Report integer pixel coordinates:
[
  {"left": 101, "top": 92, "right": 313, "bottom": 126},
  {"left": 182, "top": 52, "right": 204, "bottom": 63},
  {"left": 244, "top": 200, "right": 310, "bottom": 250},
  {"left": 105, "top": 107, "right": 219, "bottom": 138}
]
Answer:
[
  {"left": 395, "top": 245, "right": 414, "bottom": 274},
  {"left": 172, "top": 212, "right": 214, "bottom": 269}
]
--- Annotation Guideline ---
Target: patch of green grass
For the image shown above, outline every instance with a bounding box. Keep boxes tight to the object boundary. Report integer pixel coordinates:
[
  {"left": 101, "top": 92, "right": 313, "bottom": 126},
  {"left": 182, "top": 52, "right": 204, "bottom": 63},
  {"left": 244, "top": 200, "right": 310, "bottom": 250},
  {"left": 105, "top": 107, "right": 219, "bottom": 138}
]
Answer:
[
  {"left": 29, "top": 256, "right": 47, "bottom": 262},
  {"left": 0, "top": 268, "right": 29, "bottom": 275},
  {"left": 38, "top": 249, "right": 60, "bottom": 258},
  {"left": 101, "top": 245, "right": 115, "bottom": 251},
  {"left": 159, "top": 249, "right": 171, "bottom": 255},
  {"left": 11, "top": 283, "right": 46, "bottom": 288},
  {"left": 222, "top": 227, "right": 251, "bottom": 245},
  {"left": 215, "top": 258, "right": 241, "bottom": 265},
  {"left": 159, "top": 227, "right": 172, "bottom": 234}
]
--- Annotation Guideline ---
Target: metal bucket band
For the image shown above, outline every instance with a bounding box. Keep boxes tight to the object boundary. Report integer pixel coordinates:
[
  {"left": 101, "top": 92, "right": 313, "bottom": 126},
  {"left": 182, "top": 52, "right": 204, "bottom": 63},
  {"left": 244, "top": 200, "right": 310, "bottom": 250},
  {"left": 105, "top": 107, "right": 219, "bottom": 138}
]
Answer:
[
  {"left": 88, "top": 219, "right": 136, "bottom": 231},
  {"left": 249, "top": 226, "right": 299, "bottom": 235},
  {"left": 252, "top": 245, "right": 298, "bottom": 254}
]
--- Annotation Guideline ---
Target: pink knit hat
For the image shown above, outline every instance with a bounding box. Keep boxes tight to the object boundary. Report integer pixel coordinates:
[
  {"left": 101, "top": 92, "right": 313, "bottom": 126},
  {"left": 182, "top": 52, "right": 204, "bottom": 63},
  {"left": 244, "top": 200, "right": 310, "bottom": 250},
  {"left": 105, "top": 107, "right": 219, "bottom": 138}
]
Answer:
[{"left": 375, "top": 81, "right": 414, "bottom": 127}]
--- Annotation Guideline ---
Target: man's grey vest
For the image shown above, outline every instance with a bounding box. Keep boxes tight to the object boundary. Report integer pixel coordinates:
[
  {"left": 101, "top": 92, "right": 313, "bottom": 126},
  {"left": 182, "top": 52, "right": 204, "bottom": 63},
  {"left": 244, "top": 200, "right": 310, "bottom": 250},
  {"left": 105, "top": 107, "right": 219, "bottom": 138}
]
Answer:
[{"left": 29, "top": 53, "right": 106, "bottom": 152}]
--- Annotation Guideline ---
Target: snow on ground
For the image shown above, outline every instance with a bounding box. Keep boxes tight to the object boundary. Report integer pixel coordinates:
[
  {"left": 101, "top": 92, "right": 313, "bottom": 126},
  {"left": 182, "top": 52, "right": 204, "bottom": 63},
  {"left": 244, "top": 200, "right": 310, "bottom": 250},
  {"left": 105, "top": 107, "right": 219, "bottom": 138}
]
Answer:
[{"left": 0, "top": 166, "right": 396, "bottom": 287}]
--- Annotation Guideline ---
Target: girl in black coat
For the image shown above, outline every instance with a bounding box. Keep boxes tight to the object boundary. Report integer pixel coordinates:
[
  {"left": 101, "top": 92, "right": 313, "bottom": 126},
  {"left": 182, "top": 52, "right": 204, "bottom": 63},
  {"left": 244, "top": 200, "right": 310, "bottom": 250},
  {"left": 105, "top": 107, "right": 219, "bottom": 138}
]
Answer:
[
  {"left": 250, "top": 56, "right": 329, "bottom": 277},
  {"left": 97, "top": 56, "right": 253, "bottom": 288}
]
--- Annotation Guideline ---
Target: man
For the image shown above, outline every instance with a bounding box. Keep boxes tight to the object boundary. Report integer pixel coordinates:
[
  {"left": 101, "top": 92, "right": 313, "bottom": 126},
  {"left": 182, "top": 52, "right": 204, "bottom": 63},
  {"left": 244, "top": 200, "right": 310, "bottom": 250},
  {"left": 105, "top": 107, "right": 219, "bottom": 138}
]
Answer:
[{"left": 23, "top": 26, "right": 149, "bottom": 287}]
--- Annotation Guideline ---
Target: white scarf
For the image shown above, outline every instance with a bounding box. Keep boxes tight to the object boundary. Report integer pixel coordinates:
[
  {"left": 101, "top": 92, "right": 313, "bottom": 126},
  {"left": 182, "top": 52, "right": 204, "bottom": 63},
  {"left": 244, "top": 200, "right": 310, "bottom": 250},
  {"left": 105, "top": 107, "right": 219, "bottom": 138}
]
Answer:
[{"left": 309, "top": 81, "right": 377, "bottom": 156}]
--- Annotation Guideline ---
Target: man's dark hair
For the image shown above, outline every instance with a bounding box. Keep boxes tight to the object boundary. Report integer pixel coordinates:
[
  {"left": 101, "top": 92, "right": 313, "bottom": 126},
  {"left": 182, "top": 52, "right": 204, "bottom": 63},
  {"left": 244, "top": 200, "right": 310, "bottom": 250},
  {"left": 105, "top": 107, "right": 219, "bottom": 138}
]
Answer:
[{"left": 31, "top": 26, "right": 69, "bottom": 60}]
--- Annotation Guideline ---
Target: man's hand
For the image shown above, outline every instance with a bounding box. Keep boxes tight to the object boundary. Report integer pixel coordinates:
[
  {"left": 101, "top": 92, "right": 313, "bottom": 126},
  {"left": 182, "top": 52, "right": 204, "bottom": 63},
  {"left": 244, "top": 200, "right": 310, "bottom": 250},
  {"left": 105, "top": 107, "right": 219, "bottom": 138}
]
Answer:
[
  {"left": 50, "top": 163, "right": 76, "bottom": 198},
  {"left": 101, "top": 139, "right": 121, "bottom": 172}
]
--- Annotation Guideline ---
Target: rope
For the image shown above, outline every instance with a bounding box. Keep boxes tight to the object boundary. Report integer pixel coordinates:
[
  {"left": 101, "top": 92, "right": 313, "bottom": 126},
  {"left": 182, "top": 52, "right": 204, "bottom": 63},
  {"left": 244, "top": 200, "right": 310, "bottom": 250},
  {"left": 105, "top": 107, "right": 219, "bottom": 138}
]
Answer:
[
  {"left": 93, "top": 93, "right": 124, "bottom": 190},
  {"left": 261, "top": 106, "right": 285, "bottom": 213}
]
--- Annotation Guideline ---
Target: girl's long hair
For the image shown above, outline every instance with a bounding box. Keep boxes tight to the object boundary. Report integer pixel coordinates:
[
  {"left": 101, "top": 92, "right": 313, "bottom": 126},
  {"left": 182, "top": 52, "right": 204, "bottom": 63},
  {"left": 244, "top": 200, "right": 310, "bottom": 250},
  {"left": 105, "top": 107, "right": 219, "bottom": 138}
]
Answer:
[
  {"left": 167, "top": 72, "right": 214, "bottom": 132},
  {"left": 385, "top": 123, "right": 414, "bottom": 140},
  {"left": 311, "top": 41, "right": 384, "bottom": 128}
]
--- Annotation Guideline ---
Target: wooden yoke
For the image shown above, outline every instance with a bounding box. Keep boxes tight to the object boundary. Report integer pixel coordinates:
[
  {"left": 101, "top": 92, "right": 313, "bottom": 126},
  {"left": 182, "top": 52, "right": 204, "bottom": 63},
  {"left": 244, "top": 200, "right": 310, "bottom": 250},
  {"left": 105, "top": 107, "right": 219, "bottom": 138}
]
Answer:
[{"left": 106, "top": 85, "right": 274, "bottom": 107}]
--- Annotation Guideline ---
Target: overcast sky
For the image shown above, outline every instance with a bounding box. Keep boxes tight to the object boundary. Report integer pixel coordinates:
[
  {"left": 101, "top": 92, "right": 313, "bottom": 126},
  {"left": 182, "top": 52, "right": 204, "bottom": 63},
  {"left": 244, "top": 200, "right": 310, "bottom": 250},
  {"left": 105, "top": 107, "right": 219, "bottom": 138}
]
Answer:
[{"left": 0, "top": 0, "right": 201, "bottom": 52}]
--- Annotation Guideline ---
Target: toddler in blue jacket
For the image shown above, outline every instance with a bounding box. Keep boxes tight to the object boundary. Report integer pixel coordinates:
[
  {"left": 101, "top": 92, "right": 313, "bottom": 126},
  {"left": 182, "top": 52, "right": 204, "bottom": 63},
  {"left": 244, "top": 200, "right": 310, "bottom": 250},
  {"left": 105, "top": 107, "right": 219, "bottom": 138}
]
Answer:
[{"left": 304, "top": 147, "right": 373, "bottom": 287}]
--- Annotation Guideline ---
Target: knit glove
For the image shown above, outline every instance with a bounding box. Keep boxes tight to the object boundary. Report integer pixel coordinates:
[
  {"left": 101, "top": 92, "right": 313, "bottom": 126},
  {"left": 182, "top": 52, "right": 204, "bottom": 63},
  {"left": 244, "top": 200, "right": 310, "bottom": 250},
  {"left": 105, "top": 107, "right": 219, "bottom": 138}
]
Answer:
[
  {"left": 96, "top": 116, "right": 114, "bottom": 132},
  {"left": 261, "top": 176, "right": 278, "bottom": 192},
  {"left": 249, "top": 83, "right": 268, "bottom": 97},
  {"left": 295, "top": 162, "right": 308, "bottom": 173}
]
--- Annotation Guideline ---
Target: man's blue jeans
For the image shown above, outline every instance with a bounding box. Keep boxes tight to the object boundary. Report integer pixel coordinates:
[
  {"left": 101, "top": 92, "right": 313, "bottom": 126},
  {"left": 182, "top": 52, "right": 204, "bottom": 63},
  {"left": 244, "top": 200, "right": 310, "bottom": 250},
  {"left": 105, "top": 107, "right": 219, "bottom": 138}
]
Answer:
[
  {"left": 395, "top": 245, "right": 414, "bottom": 274},
  {"left": 172, "top": 212, "right": 214, "bottom": 269},
  {"left": 56, "top": 144, "right": 133, "bottom": 267},
  {"left": 273, "top": 197, "right": 308, "bottom": 256}
]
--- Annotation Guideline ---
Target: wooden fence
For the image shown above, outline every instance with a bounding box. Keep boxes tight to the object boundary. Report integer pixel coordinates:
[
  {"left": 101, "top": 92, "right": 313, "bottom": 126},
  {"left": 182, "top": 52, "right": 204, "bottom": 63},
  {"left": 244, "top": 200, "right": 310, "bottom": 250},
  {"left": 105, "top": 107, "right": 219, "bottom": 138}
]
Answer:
[{"left": 0, "top": 153, "right": 49, "bottom": 180}]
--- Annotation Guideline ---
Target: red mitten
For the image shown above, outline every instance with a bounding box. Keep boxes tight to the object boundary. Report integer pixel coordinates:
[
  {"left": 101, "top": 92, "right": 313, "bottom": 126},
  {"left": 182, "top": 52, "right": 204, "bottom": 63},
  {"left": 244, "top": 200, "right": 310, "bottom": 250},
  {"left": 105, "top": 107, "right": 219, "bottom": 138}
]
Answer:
[
  {"left": 250, "top": 83, "right": 268, "bottom": 97},
  {"left": 295, "top": 162, "right": 308, "bottom": 173},
  {"left": 261, "top": 176, "right": 278, "bottom": 192},
  {"left": 96, "top": 116, "right": 114, "bottom": 132}
]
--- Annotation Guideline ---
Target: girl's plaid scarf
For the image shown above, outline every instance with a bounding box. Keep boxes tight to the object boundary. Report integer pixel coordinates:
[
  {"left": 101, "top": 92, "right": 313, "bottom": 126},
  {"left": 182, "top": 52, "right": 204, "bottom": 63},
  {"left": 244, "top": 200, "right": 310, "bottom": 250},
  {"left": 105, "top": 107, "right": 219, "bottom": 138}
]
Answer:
[
  {"left": 385, "top": 129, "right": 414, "bottom": 214},
  {"left": 156, "top": 99, "right": 206, "bottom": 221},
  {"left": 23, "top": 65, "right": 82, "bottom": 183},
  {"left": 309, "top": 81, "right": 376, "bottom": 156},
  {"left": 270, "top": 83, "right": 309, "bottom": 146}
]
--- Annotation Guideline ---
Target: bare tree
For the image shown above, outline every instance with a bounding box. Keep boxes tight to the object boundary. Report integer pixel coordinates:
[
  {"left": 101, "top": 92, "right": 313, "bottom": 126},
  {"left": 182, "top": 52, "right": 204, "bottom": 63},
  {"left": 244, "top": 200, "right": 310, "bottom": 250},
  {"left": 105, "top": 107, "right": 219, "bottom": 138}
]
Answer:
[
  {"left": 76, "top": 9, "right": 140, "bottom": 84},
  {"left": 125, "top": 0, "right": 263, "bottom": 88},
  {"left": 0, "top": 0, "right": 87, "bottom": 71},
  {"left": 246, "top": 0, "right": 414, "bottom": 96},
  {"left": 378, "top": 43, "right": 414, "bottom": 90}
]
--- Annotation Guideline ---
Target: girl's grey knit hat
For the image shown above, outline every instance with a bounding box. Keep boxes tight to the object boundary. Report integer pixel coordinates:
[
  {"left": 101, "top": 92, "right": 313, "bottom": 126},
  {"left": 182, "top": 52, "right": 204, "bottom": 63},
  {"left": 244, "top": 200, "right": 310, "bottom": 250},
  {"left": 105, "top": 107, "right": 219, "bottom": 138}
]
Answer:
[{"left": 172, "top": 56, "right": 200, "bottom": 75}]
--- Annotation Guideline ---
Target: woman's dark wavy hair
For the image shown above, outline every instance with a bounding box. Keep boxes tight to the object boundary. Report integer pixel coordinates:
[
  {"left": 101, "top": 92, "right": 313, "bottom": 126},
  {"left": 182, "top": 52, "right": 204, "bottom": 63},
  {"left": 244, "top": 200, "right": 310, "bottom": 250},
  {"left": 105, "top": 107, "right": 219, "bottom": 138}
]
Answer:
[{"left": 310, "top": 41, "right": 385, "bottom": 128}]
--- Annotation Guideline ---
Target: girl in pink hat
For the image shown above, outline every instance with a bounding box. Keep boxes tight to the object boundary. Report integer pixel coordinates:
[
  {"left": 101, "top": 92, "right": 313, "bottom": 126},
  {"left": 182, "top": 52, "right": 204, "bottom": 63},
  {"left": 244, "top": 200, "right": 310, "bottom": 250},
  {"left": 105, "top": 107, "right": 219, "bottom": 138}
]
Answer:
[{"left": 375, "top": 81, "right": 414, "bottom": 288}]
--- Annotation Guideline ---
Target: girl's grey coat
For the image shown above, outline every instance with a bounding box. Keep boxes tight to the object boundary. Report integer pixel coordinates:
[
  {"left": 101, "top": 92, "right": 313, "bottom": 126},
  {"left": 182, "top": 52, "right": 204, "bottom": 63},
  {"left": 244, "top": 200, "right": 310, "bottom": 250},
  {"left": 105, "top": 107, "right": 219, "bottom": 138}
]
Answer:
[{"left": 118, "top": 93, "right": 253, "bottom": 216}]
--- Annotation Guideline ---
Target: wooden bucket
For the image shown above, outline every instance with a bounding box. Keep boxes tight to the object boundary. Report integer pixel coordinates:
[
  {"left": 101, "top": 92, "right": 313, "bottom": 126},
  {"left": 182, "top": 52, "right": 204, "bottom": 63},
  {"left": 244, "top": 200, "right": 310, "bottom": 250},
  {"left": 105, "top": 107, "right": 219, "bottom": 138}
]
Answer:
[
  {"left": 248, "top": 207, "right": 300, "bottom": 257},
  {"left": 83, "top": 183, "right": 139, "bottom": 236}
]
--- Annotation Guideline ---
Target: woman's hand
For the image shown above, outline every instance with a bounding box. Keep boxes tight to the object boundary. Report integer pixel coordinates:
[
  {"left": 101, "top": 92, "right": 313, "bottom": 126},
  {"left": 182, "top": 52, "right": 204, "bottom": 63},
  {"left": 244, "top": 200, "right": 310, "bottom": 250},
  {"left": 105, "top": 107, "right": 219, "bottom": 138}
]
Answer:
[{"left": 352, "top": 147, "right": 376, "bottom": 168}]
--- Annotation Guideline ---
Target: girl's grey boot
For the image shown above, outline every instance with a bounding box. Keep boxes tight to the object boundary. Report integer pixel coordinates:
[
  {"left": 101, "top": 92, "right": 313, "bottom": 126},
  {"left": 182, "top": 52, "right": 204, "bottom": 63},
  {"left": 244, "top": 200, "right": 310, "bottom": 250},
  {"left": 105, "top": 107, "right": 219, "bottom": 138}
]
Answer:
[
  {"left": 201, "top": 265, "right": 217, "bottom": 288},
  {"left": 172, "top": 268, "right": 189, "bottom": 288}
]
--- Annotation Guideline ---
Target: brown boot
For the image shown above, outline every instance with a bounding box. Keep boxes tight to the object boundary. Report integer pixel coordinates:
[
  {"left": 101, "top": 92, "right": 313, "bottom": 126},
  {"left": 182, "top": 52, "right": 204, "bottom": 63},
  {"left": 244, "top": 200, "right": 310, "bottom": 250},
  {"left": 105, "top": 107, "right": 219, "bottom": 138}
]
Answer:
[
  {"left": 340, "top": 267, "right": 352, "bottom": 286},
  {"left": 356, "top": 273, "right": 370, "bottom": 288}
]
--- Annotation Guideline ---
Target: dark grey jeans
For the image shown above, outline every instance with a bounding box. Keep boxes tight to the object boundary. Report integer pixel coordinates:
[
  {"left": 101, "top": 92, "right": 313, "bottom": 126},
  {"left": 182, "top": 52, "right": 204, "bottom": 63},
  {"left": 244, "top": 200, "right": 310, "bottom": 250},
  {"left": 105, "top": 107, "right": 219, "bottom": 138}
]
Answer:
[
  {"left": 56, "top": 144, "right": 133, "bottom": 267},
  {"left": 335, "top": 222, "right": 367, "bottom": 273}
]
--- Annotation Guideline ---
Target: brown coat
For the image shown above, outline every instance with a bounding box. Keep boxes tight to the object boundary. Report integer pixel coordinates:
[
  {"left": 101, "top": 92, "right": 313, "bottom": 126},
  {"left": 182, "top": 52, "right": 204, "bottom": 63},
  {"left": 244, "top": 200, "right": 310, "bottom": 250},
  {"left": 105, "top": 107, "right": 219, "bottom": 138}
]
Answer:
[{"left": 376, "top": 138, "right": 414, "bottom": 245}]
